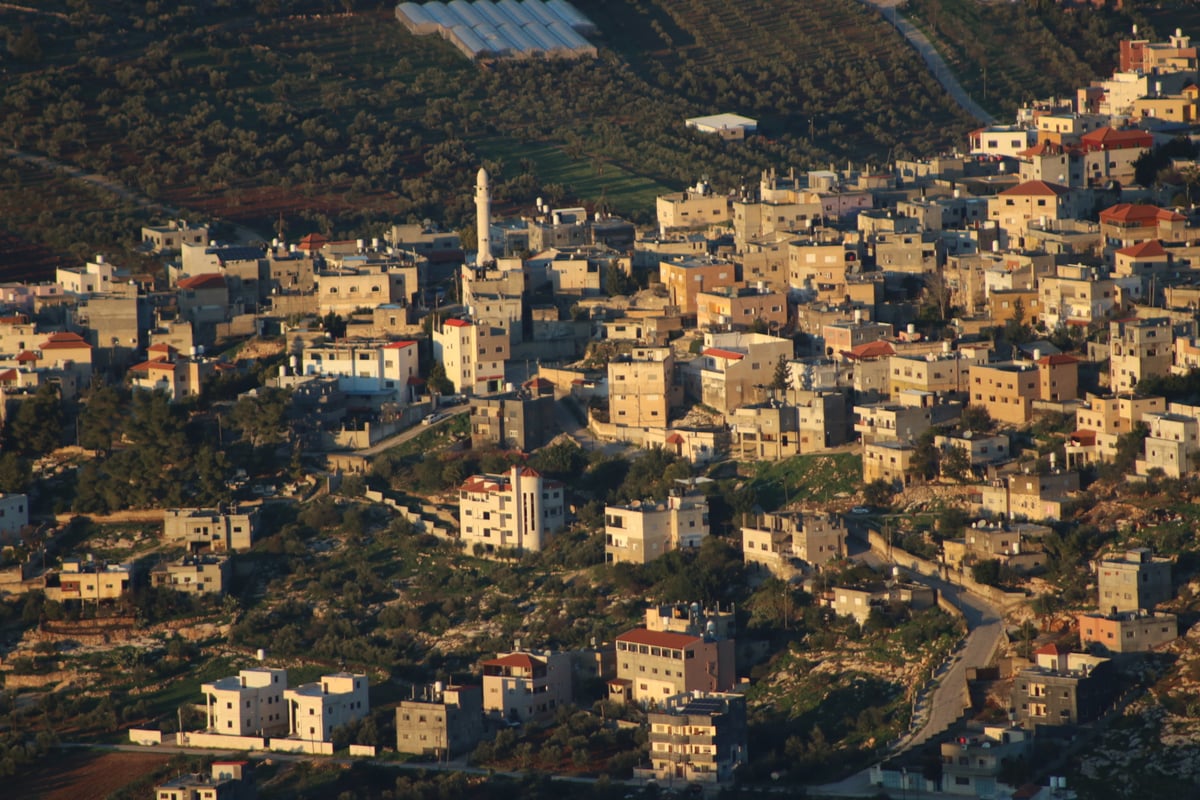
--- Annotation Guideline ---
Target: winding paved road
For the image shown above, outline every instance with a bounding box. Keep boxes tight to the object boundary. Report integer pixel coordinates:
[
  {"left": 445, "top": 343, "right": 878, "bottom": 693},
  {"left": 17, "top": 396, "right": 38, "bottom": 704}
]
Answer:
[{"left": 857, "top": 0, "right": 996, "bottom": 125}]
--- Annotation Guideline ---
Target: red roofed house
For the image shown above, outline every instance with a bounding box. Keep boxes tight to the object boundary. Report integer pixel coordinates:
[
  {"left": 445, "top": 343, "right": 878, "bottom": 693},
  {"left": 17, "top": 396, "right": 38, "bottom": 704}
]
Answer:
[
  {"left": 481, "top": 649, "right": 572, "bottom": 722},
  {"left": 458, "top": 465, "right": 565, "bottom": 554},
  {"left": 1080, "top": 126, "right": 1153, "bottom": 186},
  {"left": 128, "top": 353, "right": 214, "bottom": 401},
  {"left": 432, "top": 317, "right": 510, "bottom": 395},
  {"left": 177, "top": 273, "right": 231, "bottom": 325},
  {"left": 1113, "top": 239, "right": 1171, "bottom": 285},
  {"left": 987, "top": 181, "right": 1080, "bottom": 245},
  {"left": 1099, "top": 203, "right": 1189, "bottom": 248},
  {"left": 38, "top": 331, "right": 93, "bottom": 384},
  {"left": 611, "top": 623, "right": 736, "bottom": 705}
]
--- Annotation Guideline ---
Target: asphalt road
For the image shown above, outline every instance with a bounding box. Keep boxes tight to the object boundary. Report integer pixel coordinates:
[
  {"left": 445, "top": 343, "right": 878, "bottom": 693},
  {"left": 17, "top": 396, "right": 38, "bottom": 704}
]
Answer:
[{"left": 857, "top": 0, "right": 996, "bottom": 125}]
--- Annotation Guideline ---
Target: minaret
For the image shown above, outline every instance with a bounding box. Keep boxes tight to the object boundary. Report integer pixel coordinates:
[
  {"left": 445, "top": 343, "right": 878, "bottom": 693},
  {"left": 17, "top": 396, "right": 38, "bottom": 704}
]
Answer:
[{"left": 475, "top": 167, "right": 493, "bottom": 267}]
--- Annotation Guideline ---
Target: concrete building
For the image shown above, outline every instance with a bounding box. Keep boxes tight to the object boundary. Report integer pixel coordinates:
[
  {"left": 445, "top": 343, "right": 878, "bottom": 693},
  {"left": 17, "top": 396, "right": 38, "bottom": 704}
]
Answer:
[
  {"left": 285, "top": 672, "right": 370, "bottom": 743},
  {"left": 685, "top": 113, "right": 757, "bottom": 139},
  {"left": 458, "top": 466, "right": 566, "bottom": 554},
  {"left": 300, "top": 340, "right": 420, "bottom": 407},
  {"left": 481, "top": 649, "right": 572, "bottom": 722},
  {"left": 150, "top": 554, "right": 231, "bottom": 596},
  {"left": 43, "top": 558, "right": 131, "bottom": 603},
  {"left": 656, "top": 184, "right": 729, "bottom": 234},
  {"left": 1066, "top": 392, "right": 1165, "bottom": 467},
  {"left": 968, "top": 361, "right": 1040, "bottom": 426},
  {"left": 314, "top": 259, "right": 420, "bottom": 317},
  {"left": 128, "top": 348, "right": 216, "bottom": 402},
  {"left": 987, "top": 181, "right": 1076, "bottom": 245},
  {"left": 0, "top": 492, "right": 28, "bottom": 543},
  {"left": 729, "top": 401, "right": 801, "bottom": 460},
  {"left": 1011, "top": 645, "right": 1115, "bottom": 728},
  {"left": 153, "top": 761, "right": 254, "bottom": 800},
  {"left": 604, "top": 486, "right": 709, "bottom": 565},
  {"left": 1078, "top": 609, "right": 1178, "bottom": 654},
  {"left": 1135, "top": 403, "right": 1200, "bottom": 478},
  {"left": 942, "top": 521, "right": 1049, "bottom": 573},
  {"left": 855, "top": 397, "right": 960, "bottom": 445},
  {"left": 794, "top": 389, "right": 849, "bottom": 452},
  {"left": 695, "top": 283, "right": 787, "bottom": 332},
  {"left": 823, "top": 317, "right": 893, "bottom": 356},
  {"left": 57, "top": 255, "right": 119, "bottom": 296},
  {"left": 469, "top": 390, "right": 557, "bottom": 452},
  {"left": 1097, "top": 548, "right": 1172, "bottom": 612},
  {"left": 610, "top": 625, "right": 735, "bottom": 706},
  {"left": 980, "top": 471, "right": 1081, "bottom": 522},
  {"left": 395, "top": 684, "right": 484, "bottom": 758},
  {"left": 741, "top": 511, "right": 846, "bottom": 579},
  {"left": 140, "top": 220, "right": 209, "bottom": 254},
  {"left": 641, "top": 692, "right": 747, "bottom": 785},
  {"left": 1110, "top": 316, "right": 1173, "bottom": 393},
  {"left": 688, "top": 332, "right": 793, "bottom": 416},
  {"left": 888, "top": 349, "right": 984, "bottom": 398},
  {"left": 862, "top": 440, "right": 917, "bottom": 487},
  {"left": 940, "top": 725, "right": 1032, "bottom": 798},
  {"left": 659, "top": 255, "right": 736, "bottom": 315},
  {"left": 392, "top": 223, "right": 464, "bottom": 263},
  {"left": 608, "top": 346, "right": 676, "bottom": 427},
  {"left": 826, "top": 581, "right": 937, "bottom": 624},
  {"left": 934, "top": 430, "right": 1011, "bottom": 472},
  {"left": 164, "top": 507, "right": 259, "bottom": 553},
  {"left": 433, "top": 317, "right": 510, "bottom": 396},
  {"left": 202, "top": 668, "right": 289, "bottom": 737}
]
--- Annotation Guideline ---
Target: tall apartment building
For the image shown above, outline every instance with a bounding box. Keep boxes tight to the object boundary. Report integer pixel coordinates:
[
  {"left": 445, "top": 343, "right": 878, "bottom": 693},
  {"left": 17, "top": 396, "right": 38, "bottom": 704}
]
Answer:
[
  {"left": 642, "top": 693, "right": 748, "bottom": 785},
  {"left": 458, "top": 466, "right": 566, "bottom": 554},
  {"left": 604, "top": 486, "right": 709, "bottom": 565},
  {"left": 608, "top": 346, "right": 676, "bottom": 427},
  {"left": 433, "top": 317, "right": 510, "bottom": 396},
  {"left": 202, "top": 668, "right": 289, "bottom": 737},
  {"left": 1097, "top": 548, "right": 1172, "bottom": 612},
  {"left": 396, "top": 684, "right": 484, "bottom": 757},
  {"left": 741, "top": 511, "right": 846, "bottom": 579},
  {"left": 164, "top": 507, "right": 259, "bottom": 553},
  {"left": 469, "top": 390, "right": 557, "bottom": 452},
  {"left": 481, "top": 650, "right": 573, "bottom": 722},
  {"left": 1109, "top": 316, "right": 1173, "bottom": 393},
  {"left": 285, "top": 673, "right": 369, "bottom": 743}
]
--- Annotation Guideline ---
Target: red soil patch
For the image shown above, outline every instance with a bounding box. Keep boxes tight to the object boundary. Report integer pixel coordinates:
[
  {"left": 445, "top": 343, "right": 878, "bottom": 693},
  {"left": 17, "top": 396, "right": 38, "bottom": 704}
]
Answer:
[
  {"left": 10, "top": 750, "right": 173, "bottom": 800},
  {"left": 0, "top": 230, "right": 67, "bottom": 284}
]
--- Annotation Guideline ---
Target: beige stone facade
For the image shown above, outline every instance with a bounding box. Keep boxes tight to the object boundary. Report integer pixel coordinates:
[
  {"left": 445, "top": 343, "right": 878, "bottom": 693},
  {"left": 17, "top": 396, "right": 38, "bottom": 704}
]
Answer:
[{"left": 605, "top": 490, "right": 709, "bottom": 565}]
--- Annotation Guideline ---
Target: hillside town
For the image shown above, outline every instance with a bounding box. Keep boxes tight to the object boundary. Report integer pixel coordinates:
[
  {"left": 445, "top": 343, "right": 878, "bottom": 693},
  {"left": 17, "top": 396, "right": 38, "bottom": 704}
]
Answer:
[{"left": 7, "top": 11, "right": 1200, "bottom": 800}]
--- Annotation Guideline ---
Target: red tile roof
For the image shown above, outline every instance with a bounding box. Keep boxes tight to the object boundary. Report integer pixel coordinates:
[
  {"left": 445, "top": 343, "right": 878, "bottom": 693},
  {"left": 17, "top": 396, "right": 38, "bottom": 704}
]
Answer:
[
  {"left": 443, "top": 318, "right": 471, "bottom": 328},
  {"left": 1035, "top": 642, "right": 1064, "bottom": 656},
  {"left": 40, "top": 332, "right": 92, "bottom": 350},
  {"left": 0, "top": 369, "right": 17, "bottom": 382},
  {"left": 616, "top": 628, "right": 701, "bottom": 649},
  {"left": 846, "top": 340, "right": 896, "bottom": 359},
  {"left": 383, "top": 340, "right": 417, "bottom": 349},
  {"left": 701, "top": 347, "right": 744, "bottom": 361},
  {"left": 665, "top": 433, "right": 685, "bottom": 445},
  {"left": 1081, "top": 126, "right": 1153, "bottom": 149},
  {"left": 481, "top": 653, "right": 540, "bottom": 671},
  {"left": 178, "top": 273, "right": 226, "bottom": 290},
  {"left": 1101, "top": 203, "right": 1186, "bottom": 224},
  {"left": 297, "top": 233, "right": 328, "bottom": 252},
  {"left": 130, "top": 360, "right": 178, "bottom": 373},
  {"left": 1037, "top": 354, "right": 1079, "bottom": 366},
  {"left": 999, "top": 180, "right": 1070, "bottom": 197},
  {"left": 1116, "top": 240, "right": 1168, "bottom": 258}
]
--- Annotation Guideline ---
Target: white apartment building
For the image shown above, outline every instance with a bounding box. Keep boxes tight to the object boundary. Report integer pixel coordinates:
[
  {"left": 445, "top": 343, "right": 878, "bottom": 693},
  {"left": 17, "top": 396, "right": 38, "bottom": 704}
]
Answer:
[
  {"left": 605, "top": 488, "right": 709, "bottom": 565},
  {"left": 285, "top": 672, "right": 370, "bottom": 743},
  {"left": 56, "top": 255, "right": 118, "bottom": 296},
  {"left": 300, "top": 339, "right": 419, "bottom": 405},
  {"left": 202, "top": 668, "right": 289, "bottom": 737},
  {"left": 459, "top": 466, "right": 566, "bottom": 554},
  {"left": 433, "top": 317, "right": 510, "bottom": 395}
]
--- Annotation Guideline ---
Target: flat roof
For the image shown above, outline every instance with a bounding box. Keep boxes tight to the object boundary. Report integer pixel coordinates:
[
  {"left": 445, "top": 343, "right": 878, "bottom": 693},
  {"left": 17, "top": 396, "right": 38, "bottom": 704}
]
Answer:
[{"left": 686, "top": 113, "right": 757, "bottom": 129}]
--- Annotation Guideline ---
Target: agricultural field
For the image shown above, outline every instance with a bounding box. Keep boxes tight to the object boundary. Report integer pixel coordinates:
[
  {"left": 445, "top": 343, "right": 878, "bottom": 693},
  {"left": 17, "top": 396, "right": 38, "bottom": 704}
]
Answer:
[{"left": 8, "top": 750, "right": 176, "bottom": 800}]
